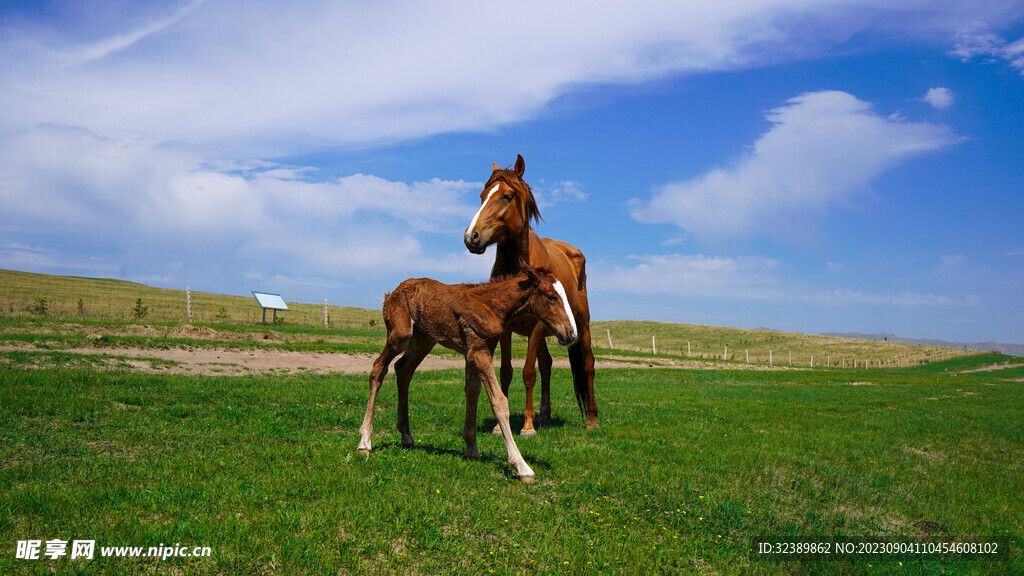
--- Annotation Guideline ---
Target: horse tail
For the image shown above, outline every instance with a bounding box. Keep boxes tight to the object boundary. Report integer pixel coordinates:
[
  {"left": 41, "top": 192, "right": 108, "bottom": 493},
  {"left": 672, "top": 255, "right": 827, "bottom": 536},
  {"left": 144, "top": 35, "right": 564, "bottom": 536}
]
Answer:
[{"left": 568, "top": 339, "right": 589, "bottom": 423}]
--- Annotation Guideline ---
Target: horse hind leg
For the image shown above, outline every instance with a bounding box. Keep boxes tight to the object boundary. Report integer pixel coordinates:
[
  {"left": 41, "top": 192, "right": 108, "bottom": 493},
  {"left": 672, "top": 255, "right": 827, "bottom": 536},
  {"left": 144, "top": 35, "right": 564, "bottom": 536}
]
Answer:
[
  {"left": 358, "top": 331, "right": 408, "bottom": 452},
  {"left": 394, "top": 332, "right": 434, "bottom": 448},
  {"left": 463, "top": 363, "right": 482, "bottom": 460}
]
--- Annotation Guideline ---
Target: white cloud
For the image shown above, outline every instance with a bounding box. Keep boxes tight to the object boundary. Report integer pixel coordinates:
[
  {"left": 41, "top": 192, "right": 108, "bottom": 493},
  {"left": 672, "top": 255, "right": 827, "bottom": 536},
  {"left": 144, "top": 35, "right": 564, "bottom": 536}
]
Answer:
[
  {"left": 534, "top": 180, "right": 588, "bottom": 209},
  {"left": 0, "top": 126, "right": 488, "bottom": 287},
  {"left": 596, "top": 252, "right": 975, "bottom": 307},
  {"left": 594, "top": 254, "right": 783, "bottom": 300},
  {"left": 1, "top": 1, "right": 1021, "bottom": 153},
  {"left": 630, "top": 91, "right": 961, "bottom": 241},
  {"left": 951, "top": 29, "right": 1024, "bottom": 73},
  {"left": 922, "top": 87, "right": 954, "bottom": 109}
]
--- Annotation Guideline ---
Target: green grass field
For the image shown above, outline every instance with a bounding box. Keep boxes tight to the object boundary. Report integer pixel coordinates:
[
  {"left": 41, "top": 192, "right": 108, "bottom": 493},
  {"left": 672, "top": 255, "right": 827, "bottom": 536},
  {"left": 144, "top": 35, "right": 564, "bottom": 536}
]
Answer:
[
  {"left": 2, "top": 269, "right": 1021, "bottom": 574},
  {"left": 2, "top": 350, "right": 1022, "bottom": 574}
]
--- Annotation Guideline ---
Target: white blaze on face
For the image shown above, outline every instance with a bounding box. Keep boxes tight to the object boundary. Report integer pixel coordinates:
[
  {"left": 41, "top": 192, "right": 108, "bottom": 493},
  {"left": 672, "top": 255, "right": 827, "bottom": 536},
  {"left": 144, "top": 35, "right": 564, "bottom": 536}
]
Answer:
[
  {"left": 466, "top": 183, "right": 501, "bottom": 237},
  {"left": 551, "top": 280, "right": 577, "bottom": 341}
]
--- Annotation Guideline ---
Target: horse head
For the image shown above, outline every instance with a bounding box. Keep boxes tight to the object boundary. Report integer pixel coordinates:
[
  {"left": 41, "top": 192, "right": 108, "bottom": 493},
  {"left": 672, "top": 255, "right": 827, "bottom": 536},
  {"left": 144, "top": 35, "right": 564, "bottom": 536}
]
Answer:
[
  {"left": 520, "top": 266, "right": 578, "bottom": 347},
  {"left": 464, "top": 154, "right": 542, "bottom": 254}
]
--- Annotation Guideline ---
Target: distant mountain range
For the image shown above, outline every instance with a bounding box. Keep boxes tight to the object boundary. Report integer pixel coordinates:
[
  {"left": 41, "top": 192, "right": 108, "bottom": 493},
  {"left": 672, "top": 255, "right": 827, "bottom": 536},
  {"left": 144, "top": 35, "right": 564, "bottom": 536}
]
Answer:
[{"left": 819, "top": 332, "right": 1024, "bottom": 357}]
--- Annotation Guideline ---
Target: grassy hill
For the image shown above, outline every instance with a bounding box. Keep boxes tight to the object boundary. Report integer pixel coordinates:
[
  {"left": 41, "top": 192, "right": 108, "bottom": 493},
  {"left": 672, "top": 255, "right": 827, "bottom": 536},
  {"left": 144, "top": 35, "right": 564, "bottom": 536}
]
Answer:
[{"left": 1, "top": 268, "right": 979, "bottom": 368}]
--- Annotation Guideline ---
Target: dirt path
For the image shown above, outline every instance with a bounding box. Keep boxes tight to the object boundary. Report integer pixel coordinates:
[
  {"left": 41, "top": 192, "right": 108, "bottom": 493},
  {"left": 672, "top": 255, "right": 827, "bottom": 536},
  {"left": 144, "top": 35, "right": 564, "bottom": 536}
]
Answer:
[{"left": 1, "top": 344, "right": 788, "bottom": 376}]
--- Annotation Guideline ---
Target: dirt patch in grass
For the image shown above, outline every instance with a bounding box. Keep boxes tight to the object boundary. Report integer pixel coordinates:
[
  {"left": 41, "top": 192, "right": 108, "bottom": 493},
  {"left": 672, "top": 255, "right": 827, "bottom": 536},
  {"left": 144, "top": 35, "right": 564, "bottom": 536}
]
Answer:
[
  {"left": 0, "top": 344, "right": 686, "bottom": 376},
  {"left": 958, "top": 361, "right": 1024, "bottom": 374}
]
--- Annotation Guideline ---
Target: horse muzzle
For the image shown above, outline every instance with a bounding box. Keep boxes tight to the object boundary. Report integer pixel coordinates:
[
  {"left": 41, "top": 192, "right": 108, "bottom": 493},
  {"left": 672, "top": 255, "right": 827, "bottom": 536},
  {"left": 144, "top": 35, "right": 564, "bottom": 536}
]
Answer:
[
  {"left": 464, "top": 230, "right": 486, "bottom": 254},
  {"left": 556, "top": 328, "right": 578, "bottom": 347}
]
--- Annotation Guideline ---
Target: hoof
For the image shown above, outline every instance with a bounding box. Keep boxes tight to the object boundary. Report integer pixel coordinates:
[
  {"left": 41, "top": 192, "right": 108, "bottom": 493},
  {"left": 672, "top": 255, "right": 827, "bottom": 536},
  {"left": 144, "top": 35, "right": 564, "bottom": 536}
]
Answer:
[
  {"left": 519, "top": 429, "right": 537, "bottom": 437},
  {"left": 491, "top": 427, "right": 502, "bottom": 436},
  {"left": 518, "top": 475, "right": 535, "bottom": 484},
  {"left": 585, "top": 421, "right": 599, "bottom": 430},
  {"left": 357, "top": 448, "right": 371, "bottom": 454}
]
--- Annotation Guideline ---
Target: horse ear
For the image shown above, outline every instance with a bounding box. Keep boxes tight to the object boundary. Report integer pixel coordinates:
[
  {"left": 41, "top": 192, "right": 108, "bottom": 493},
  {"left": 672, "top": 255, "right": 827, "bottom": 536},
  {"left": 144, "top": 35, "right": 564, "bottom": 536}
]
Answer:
[
  {"left": 514, "top": 154, "right": 525, "bottom": 177},
  {"left": 522, "top": 266, "right": 539, "bottom": 285},
  {"left": 492, "top": 162, "right": 501, "bottom": 173}
]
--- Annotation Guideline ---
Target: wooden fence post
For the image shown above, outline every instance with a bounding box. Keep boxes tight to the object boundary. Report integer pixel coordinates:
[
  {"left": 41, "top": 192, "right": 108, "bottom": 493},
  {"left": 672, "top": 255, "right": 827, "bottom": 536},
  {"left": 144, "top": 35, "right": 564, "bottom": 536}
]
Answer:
[
  {"left": 186, "top": 286, "right": 192, "bottom": 324},
  {"left": 324, "top": 298, "right": 328, "bottom": 328},
  {"left": 607, "top": 328, "right": 613, "bottom": 349}
]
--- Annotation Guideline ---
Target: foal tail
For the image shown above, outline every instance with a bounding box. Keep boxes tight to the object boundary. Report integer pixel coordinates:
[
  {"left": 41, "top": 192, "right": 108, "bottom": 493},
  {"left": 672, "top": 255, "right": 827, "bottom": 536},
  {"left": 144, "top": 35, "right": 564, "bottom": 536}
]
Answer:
[{"left": 568, "top": 340, "right": 589, "bottom": 423}]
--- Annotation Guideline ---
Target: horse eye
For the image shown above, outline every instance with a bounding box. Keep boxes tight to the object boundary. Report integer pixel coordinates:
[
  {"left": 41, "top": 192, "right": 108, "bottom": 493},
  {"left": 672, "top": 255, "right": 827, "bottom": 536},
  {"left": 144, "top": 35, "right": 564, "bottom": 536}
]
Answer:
[
  {"left": 546, "top": 294, "right": 556, "bottom": 302},
  {"left": 502, "top": 194, "right": 513, "bottom": 201}
]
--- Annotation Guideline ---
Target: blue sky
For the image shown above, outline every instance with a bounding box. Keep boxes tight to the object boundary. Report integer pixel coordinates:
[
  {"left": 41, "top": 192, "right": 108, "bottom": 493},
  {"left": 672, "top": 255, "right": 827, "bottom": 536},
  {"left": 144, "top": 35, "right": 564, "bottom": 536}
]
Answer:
[{"left": 2, "top": 0, "right": 1023, "bottom": 343}]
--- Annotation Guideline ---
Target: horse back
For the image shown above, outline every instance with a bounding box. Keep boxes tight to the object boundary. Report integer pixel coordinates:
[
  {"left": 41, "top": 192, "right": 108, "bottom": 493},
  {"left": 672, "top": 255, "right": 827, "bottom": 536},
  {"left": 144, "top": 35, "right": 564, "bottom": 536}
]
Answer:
[{"left": 541, "top": 238, "right": 586, "bottom": 293}]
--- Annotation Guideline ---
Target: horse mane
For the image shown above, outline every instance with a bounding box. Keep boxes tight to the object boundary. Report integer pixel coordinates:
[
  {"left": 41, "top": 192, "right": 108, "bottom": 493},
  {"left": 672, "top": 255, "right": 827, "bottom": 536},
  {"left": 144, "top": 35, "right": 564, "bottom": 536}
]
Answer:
[
  {"left": 485, "top": 167, "right": 544, "bottom": 227},
  {"left": 460, "top": 266, "right": 551, "bottom": 289}
]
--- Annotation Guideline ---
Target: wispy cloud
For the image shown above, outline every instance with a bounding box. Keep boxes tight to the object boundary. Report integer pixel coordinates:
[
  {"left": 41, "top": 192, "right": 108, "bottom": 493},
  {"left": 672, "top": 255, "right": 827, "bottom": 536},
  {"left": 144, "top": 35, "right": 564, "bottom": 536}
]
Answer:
[
  {"left": 595, "top": 252, "right": 975, "bottom": 307},
  {"left": 630, "top": 91, "right": 961, "bottom": 242},
  {"left": 952, "top": 29, "right": 1024, "bottom": 73},
  {"left": 534, "top": 180, "right": 588, "bottom": 209},
  {"left": 2, "top": 1, "right": 1020, "bottom": 153},
  {"left": 594, "top": 254, "right": 784, "bottom": 300}
]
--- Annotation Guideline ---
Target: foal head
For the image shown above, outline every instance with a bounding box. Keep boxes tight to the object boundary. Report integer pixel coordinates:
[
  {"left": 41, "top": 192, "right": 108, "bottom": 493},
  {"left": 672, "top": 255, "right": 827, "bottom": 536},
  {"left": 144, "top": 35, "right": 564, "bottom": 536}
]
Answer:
[
  {"left": 464, "top": 154, "right": 542, "bottom": 254},
  {"left": 520, "top": 266, "right": 578, "bottom": 347}
]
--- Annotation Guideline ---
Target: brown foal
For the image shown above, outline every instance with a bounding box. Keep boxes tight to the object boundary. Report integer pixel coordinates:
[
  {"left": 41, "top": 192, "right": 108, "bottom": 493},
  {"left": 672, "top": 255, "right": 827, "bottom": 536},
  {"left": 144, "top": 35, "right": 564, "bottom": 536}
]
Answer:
[{"left": 357, "top": 267, "right": 577, "bottom": 482}]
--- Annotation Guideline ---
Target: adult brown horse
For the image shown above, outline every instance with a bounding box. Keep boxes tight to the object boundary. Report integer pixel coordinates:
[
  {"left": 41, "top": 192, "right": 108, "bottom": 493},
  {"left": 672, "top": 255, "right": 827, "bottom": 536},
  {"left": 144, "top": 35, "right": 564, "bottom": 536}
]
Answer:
[
  {"left": 357, "top": 267, "right": 578, "bottom": 482},
  {"left": 463, "top": 154, "right": 597, "bottom": 434}
]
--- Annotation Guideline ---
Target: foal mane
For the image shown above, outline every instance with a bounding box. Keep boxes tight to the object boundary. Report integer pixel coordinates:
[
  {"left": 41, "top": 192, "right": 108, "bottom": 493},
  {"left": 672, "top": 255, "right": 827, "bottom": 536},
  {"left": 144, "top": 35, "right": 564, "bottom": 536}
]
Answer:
[
  {"left": 485, "top": 167, "right": 544, "bottom": 227},
  {"left": 461, "top": 266, "right": 552, "bottom": 290}
]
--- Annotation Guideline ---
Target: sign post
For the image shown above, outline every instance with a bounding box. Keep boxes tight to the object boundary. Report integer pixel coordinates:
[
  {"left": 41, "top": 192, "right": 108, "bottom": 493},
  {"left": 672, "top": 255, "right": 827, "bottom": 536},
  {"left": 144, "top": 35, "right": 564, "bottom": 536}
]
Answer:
[{"left": 252, "top": 292, "right": 290, "bottom": 325}]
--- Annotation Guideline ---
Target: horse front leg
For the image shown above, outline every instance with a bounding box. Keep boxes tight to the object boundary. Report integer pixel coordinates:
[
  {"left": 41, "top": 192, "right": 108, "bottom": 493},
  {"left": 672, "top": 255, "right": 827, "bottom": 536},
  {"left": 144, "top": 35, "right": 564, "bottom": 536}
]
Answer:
[
  {"left": 519, "top": 324, "right": 545, "bottom": 436},
  {"left": 463, "top": 362, "right": 482, "bottom": 460},
  {"left": 473, "top": 348, "right": 534, "bottom": 483},
  {"left": 536, "top": 336, "right": 553, "bottom": 427},
  {"left": 491, "top": 330, "right": 514, "bottom": 436}
]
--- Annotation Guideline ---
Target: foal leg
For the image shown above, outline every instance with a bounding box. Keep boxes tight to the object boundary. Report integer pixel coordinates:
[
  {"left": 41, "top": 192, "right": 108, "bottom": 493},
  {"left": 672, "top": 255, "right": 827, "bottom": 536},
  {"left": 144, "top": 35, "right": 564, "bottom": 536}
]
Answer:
[
  {"left": 491, "top": 330, "right": 514, "bottom": 436},
  {"left": 473, "top": 348, "right": 534, "bottom": 482},
  {"left": 498, "top": 330, "right": 514, "bottom": 398},
  {"left": 463, "top": 363, "right": 482, "bottom": 460},
  {"left": 358, "top": 333, "right": 406, "bottom": 452},
  {"left": 394, "top": 333, "right": 434, "bottom": 448}
]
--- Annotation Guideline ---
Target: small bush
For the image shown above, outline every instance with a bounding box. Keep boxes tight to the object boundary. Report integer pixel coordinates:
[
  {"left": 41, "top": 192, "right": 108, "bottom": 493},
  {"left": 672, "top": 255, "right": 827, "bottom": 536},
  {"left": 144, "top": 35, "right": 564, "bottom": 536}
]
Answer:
[
  {"left": 31, "top": 297, "right": 49, "bottom": 316},
  {"left": 131, "top": 297, "right": 149, "bottom": 319}
]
